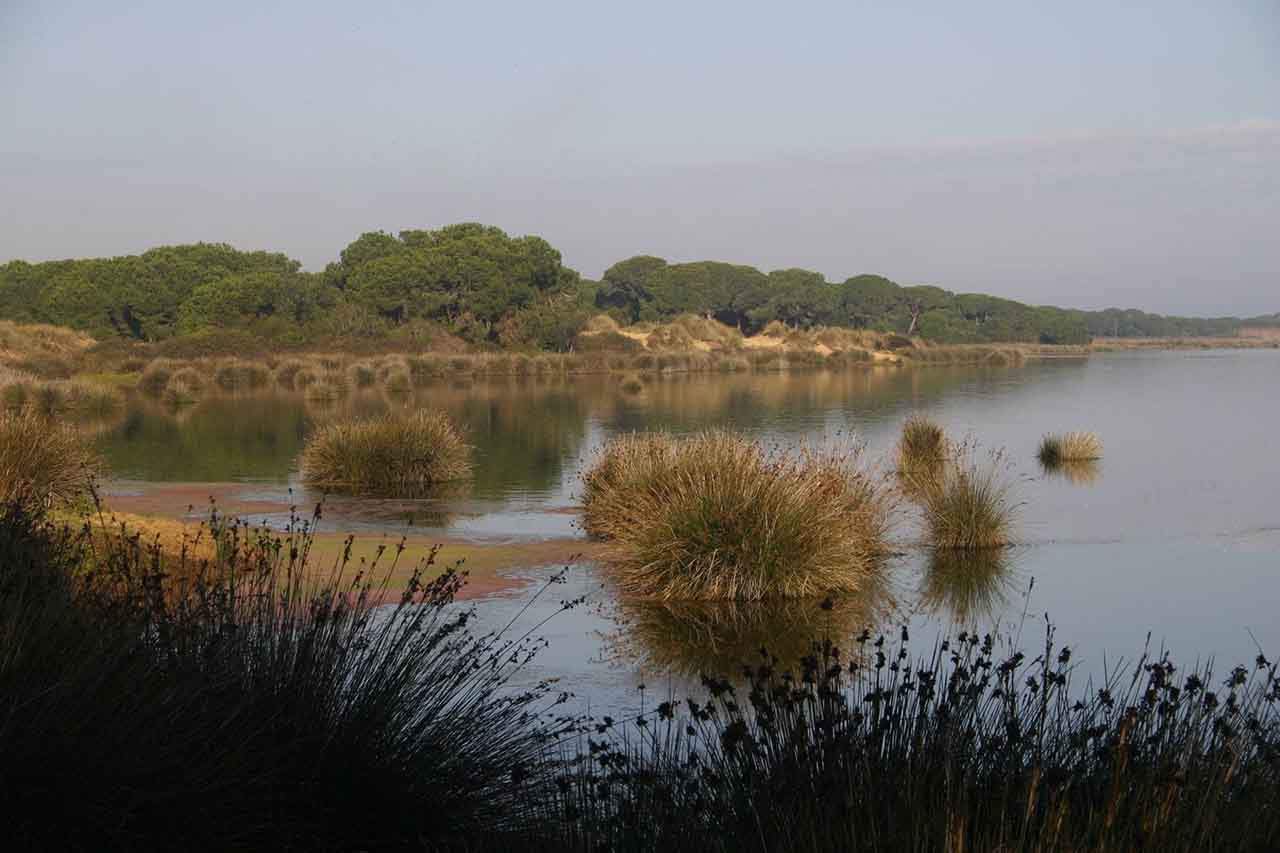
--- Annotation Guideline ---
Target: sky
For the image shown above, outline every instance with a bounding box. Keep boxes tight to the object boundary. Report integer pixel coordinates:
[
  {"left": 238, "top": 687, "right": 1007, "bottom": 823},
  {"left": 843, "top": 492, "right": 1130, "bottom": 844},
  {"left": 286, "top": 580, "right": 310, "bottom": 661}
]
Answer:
[{"left": 1, "top": 0, "right": 1277, "bottom": 316}]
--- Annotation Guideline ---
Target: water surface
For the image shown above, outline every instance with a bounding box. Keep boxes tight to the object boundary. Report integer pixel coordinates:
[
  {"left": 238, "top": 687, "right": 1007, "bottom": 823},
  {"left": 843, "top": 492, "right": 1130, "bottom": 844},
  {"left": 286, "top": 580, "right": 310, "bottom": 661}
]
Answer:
[{"left": 97, "top": 351, "right": 1280, "bottom": 712}]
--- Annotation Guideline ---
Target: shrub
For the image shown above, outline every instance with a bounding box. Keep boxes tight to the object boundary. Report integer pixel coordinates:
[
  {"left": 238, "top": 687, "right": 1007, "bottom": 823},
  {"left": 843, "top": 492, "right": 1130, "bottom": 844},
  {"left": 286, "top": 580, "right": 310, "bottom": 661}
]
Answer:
[
  {"left": 581, "top": 431, "right": 891, "bottom": 600},
  {"left": 918, "top": 450, "right": 1017, "bottom": 550},
  {"left": 1038, "top": 431, "right": 1102, "bottom": 466},
  {"left": 0, "top": 410, "right": 102, "bottom": 511},
  {"left": 301, "top": 411, "right": 471, "bottom": 496}
]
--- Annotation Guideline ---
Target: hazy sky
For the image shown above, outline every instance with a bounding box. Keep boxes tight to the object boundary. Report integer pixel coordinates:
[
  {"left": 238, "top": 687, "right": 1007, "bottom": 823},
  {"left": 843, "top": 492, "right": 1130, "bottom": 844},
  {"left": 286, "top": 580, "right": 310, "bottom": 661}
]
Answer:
[{"left": 2, "top": 0, "right": 1277, "bottom": 315}]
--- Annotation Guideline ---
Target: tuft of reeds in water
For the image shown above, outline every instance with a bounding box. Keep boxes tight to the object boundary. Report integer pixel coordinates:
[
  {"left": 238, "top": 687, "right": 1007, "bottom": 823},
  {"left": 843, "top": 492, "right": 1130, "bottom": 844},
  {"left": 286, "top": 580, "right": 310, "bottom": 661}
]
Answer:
[
  {"left": 581, "top": 430, "right": 892, "bottom": 600},
  {"left": 1038, "top": 431, "right": 1102, "bottom": 466},
  {"left": 347, "top": 361, "right": 377, "bottom": 388},
  {"left": 214, "top": 360, "right": 270, "bottom": 392},
  {"left": 897, "top": 413, "right": 946, "bottom": 473},
  {"left": 162, "top": 367, "right": 206, "bottom": 404},
  {"left": 0, "top": 410, "right": 102, "bottom": 512},
  {"left": 301, "top": 410, "right": 472, "bottom": 495},
  {"left": 918, "top": 448, "right": 1017, "bottom": 550}
]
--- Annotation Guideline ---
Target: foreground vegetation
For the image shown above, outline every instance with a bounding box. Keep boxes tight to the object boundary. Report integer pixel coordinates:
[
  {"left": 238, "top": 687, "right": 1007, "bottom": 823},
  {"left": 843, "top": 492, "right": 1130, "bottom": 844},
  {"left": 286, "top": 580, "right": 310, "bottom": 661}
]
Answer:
[
  {"left": 582, "top": 431, "right": 893, "bottom": 600},
  {"left": 1, "top": 501, "right": 1276, "bottom": 850}
]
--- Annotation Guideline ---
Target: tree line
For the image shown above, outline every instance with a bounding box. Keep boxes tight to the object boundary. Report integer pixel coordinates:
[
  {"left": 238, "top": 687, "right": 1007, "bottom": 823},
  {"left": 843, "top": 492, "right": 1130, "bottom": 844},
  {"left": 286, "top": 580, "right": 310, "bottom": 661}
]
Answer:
[{"left": 0, "top": 224, "right": 1258, "bottom": 349}]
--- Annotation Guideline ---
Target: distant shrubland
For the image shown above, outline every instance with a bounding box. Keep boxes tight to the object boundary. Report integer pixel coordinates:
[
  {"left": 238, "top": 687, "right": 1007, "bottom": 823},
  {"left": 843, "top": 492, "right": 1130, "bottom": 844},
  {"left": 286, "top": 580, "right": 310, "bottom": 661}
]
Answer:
[{"left": 2, "top": 224, "right": 1264, "bottom": 353}]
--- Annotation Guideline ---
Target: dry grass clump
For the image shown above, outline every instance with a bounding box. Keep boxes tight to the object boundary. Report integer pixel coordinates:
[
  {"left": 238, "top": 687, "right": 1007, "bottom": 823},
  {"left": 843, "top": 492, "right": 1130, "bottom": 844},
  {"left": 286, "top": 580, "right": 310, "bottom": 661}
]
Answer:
[
  {"left": 1, "top": 378, "right": 122, "bottom": 419},
  {"left": 898, "top": 414, "right": 947, "bottom": 472},
  {"left": 162, "top": 367, "right": 206, "bottom": 405},
  {"left": 619, "top": 376, "right": 645, "bottom": 395},
  {"left": 138, "top": 359, "right": 183, "bottom": 396},
  {"left": 584, "top": 314, "right": 622, "bottom": 334},
  {"left": 214, "top": 360, "right": 270, "bottom": 391},
  {"left": 917, "top": 450, "right": 1018, "bottom": 550},
  {"left": 273, "top": 358, "right": 309, "bottom": 389},
  {"left": 304, "top": 371, "right": 349, "bottom": 402},
  {"left": 0, "top": 410, "right": 102, "bottom": 511},
  {"left": 581, "top": 430, "right": 892, "bottom": 600},
  {"left": 1037, "top": 432, "right": 1102, "bottom": 466},
  {"left": 347, "top": 361, "right": 377, "bottom": 388},
  {"left": 301, "top": 411, "right": 471, "bottom": 496}
]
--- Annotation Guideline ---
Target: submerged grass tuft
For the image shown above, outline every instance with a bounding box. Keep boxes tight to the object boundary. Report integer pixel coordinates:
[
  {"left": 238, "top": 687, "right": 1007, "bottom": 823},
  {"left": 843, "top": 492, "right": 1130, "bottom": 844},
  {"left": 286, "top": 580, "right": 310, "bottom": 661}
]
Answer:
[
  {"left": 581, "top": 430, "right": 892, "bottom": 600},
  {"left": 301, "top": 410, "right": 471, "bottom": 495}
]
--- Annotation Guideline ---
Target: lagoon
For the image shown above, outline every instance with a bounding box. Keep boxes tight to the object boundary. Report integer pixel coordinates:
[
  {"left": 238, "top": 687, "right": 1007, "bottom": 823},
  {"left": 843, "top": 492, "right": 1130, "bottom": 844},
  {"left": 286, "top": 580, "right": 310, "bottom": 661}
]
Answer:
[{"left": 97, "top": 350, "right": 1280, "bottom": 712}]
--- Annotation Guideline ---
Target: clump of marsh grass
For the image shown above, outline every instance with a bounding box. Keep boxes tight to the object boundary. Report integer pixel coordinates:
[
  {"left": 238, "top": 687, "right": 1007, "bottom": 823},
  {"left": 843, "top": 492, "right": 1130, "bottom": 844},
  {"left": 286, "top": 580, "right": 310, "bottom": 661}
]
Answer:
[
  {"left": 0, "top": 379, "right": 122, "bottom": 420},
  {"left": 303, "top": 371, "right": 349, "bottom": 402},
  {"left": 162, "top": 367, "right": 206, "bottom": 405},
  {"left": 917, "top": 448, "right": 1018, "bottom": 550},
  {"left": 301, "top": 411, "right": 471, "bottom": 496},
  {"left": 0, "top": 410, "right": 102, "bottom": 512},
  {"left": 214, "top": 360, "right": 270, "bottom": 391},
  {"left": 619, "top": 375, "right": 645, "bottom": 395},
  {"left": 1038, "top": 431, "right": 1103, "bottom": 467},
  {"left": 347, "top": 361, "right": 377, "bottom": 388},
  {"left": 137, "top": 359, "right": 182, "bottom": 396},
  {"left": 273, "top": 358, "right": 309, "bottom": 389},
  {"left": 581, "top": 431, "right": 892, "bottom": 600},
  {"left": 897, "top": 413, "right": 946, "bottom": 471}
]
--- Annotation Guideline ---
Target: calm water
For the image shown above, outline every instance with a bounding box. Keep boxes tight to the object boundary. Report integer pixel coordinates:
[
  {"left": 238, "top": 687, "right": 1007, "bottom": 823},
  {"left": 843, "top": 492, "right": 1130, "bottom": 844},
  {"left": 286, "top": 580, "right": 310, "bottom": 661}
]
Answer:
[{"left": 98, "top": 351, "right": 1280, "bottom": 713}]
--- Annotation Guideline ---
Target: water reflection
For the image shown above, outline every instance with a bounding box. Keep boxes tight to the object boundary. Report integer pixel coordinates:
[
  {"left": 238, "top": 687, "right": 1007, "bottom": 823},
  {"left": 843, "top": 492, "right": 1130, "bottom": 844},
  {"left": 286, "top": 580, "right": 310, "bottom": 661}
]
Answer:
[
  {"left": 607, "top": 579, "right": 898, "bottom": 677},
  {"left": 1039, "top": 458, "right": 1102, "bottom": 485},
  {"left": 918, "top": 547, "right": 1023, "bottom": 626}
]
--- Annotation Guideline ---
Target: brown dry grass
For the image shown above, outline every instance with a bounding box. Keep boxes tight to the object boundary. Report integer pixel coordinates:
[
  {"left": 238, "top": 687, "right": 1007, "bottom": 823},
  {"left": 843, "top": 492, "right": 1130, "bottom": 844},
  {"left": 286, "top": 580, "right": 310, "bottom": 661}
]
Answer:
[{"left": 581, "top": 430, "right": 892, "bottom": 600}]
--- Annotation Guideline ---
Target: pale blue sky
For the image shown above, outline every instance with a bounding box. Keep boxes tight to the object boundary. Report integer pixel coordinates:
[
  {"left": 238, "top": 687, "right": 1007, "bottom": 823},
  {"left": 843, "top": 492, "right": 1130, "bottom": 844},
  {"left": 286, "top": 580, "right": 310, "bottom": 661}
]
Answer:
[{"left": 2, "top": 0, "right": 1277, "bottom": 314}]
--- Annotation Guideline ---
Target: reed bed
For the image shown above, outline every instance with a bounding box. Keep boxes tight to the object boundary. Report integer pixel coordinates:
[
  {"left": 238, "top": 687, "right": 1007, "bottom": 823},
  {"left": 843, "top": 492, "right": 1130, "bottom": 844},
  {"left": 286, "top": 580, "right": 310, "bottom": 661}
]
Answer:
[
  {"left": 1038, "top": 431, "right": 1103, "bottom": 466},
  {"left": 581, "top": 431, "right": 892, "bottom": 600},
  {"left": 0, "top": 410, "right": 102, "bottom": 512},
  {"left": 543, "top": 629, "right": 1280, "bottom": 852},
  {"left": 301, "top": 410, "right": 471, "bottom": 495}
]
